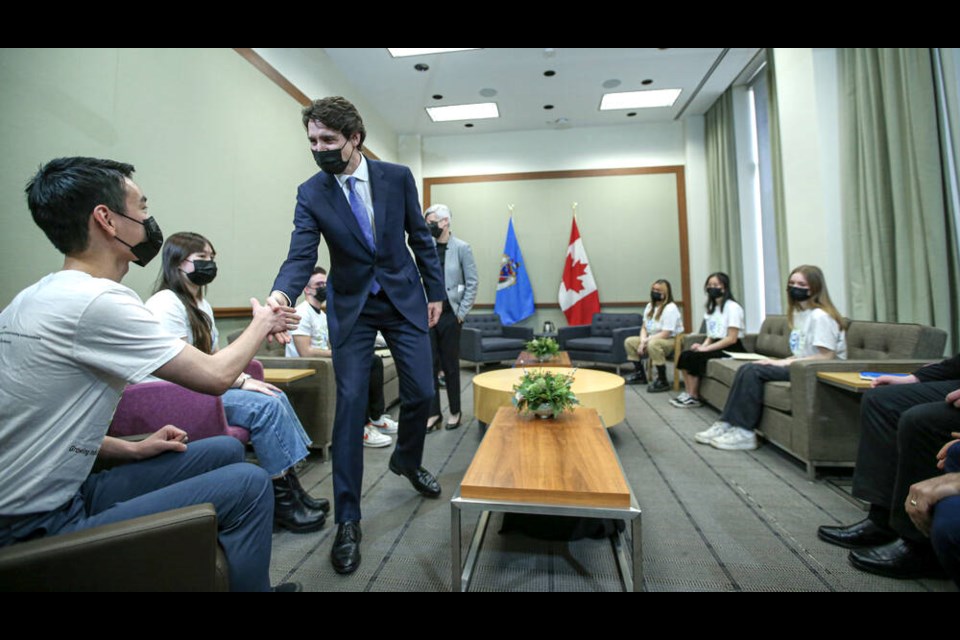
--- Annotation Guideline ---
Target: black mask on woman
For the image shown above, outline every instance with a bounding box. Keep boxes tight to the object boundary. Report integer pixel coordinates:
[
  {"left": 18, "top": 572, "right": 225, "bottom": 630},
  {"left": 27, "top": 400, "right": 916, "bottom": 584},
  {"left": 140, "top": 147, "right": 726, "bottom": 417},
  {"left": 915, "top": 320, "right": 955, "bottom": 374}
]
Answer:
[
  {"left": 428, "top": 223, "right": 443, "bottom": 239},
  {"left": 650, "top": 291, "right": 664, "bottom": 302},
  {"left": 788, "top": 286, "right": 811, "bottom": 302},
  {"left": 707, "top": 287, "right": 724, "bottom": 299},
  {"left": 185, "top": 260, "right": 218, "bottom": 286}
]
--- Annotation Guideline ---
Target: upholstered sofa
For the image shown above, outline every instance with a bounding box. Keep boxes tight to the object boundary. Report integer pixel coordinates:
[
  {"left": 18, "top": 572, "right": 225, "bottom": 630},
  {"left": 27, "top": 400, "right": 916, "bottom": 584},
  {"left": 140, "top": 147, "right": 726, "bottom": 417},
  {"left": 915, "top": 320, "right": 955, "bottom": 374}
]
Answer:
[
  {"left": 557, "top": 312, "right": 644, "bottom": 374},
  {"left": 227, "top": 331, "right": 399, "bottom": 459},
  {"left": 460, "top": 313, "right": 534, "bottom": 372},
  {"left": 688, "top": 315, "right": 947, "bottom": 478}
]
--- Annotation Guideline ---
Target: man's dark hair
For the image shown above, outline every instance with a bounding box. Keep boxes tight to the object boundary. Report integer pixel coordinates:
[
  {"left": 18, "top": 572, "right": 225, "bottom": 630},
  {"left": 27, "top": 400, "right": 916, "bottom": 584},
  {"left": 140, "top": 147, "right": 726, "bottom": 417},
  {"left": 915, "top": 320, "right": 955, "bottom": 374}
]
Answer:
[
  {"left": 301, "top": 97, "right": 366, "bottom": 148},
  {"left": 312, "top": 266, "right": 327, "bottom": 275},
  {"left": 25, "top": 157, "right": 134, "bottom": 255}
]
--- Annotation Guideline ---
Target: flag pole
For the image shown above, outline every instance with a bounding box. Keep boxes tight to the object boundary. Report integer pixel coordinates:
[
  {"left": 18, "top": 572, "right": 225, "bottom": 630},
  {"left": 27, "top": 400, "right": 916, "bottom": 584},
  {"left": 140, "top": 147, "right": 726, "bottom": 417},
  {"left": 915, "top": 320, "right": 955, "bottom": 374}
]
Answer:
[
  {"left": 508, "top": 203, "right": 515, "bottom": 219},
  {"left": 572, "top": 202, "right": 578, "bottom": 221}
]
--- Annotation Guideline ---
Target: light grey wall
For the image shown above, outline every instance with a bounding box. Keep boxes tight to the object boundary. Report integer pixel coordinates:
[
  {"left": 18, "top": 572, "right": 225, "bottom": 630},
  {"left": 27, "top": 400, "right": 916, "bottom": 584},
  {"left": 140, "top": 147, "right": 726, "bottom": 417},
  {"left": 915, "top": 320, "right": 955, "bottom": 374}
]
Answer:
[{"left": 0, "top": 48, "right": 335, "bottom": 311}]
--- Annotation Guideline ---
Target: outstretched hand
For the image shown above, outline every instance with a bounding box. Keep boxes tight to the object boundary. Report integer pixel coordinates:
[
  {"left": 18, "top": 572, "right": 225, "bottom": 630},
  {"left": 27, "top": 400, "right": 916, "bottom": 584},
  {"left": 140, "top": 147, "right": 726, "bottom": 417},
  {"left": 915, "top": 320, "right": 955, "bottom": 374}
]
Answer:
[{"left": 256, "top": 296, "right": 298, "bottom": 345}]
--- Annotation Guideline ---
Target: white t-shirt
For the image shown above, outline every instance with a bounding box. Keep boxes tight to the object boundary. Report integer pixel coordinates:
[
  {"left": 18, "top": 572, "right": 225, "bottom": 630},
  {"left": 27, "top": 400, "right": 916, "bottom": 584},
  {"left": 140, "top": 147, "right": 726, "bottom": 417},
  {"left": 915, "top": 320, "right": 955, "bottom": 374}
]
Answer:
[
  {"left": 643, "top": 302, "right": 683, "bottom": 336},
  {"left": 0, "top": 271, "right": 185, "bottom": 516},
  {"left": 287, "top": 301, "right": 329, "bottom": 357},
  {"left": 145, "top": 289, "right": 219, "bottom": 349},
  {"left": 790, "top": 307, "right": 847, "bottom": 359},
  {"left": 705, "top": 300, "right": 746, "bottom": 340}
]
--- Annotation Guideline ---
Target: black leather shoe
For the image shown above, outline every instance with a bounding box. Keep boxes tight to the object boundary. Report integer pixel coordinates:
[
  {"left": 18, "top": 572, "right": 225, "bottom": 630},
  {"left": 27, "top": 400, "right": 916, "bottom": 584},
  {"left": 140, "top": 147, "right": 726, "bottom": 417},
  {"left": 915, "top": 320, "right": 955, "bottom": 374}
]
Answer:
[
  {"left": 273, "top": 475, "right": 326, "bottom": 533},
  {"left": 817, "top": 518, "right": 897, "bottom": 549},
  {"left": 625, "top": 372, "right": 648, "bottom": 386},
  {"left": 331, "top": 521, "right": 362, "bottom": 575},
  {"left": 849, "top": 539, "right": 947, "bottom": 579},
  {"left": 426, "top": 414, "right": 443, "bottom": 434},
  {"left": 287, "top": 470, "right": 330, "bottom": 514},
  {"left": 445, "top": 413, "right": 462, "bottom": 430},
  {"left": 272, "top": 582, "right": 303, "bottom": 592},
  {"left": 389, "top": 454, "right": 442, "bottom": 498}
]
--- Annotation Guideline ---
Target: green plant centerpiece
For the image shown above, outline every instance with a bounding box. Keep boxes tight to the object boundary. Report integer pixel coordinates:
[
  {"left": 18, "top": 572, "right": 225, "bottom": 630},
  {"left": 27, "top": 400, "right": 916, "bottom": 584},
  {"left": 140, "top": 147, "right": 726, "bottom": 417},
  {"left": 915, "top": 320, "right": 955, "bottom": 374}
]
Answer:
[
  {"left": 525, "top": 336, "right": 560, "bottom": 362},
  {"left": 512, "top": 369, "right": 579, "bottom": 419}
]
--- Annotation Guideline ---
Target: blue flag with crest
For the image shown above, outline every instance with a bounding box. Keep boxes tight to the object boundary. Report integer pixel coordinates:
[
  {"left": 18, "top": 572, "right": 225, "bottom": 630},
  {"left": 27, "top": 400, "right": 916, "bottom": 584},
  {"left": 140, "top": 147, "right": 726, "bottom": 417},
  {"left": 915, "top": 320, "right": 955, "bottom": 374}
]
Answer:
[{"left": 494, "top": 217, "right": 535, "bottom": 325}]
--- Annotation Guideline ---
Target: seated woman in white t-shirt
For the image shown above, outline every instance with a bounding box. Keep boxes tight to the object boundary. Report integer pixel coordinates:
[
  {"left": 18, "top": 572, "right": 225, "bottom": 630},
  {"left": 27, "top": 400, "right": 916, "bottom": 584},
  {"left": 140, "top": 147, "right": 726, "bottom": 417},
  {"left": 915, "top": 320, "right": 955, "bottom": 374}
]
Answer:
[
  {"left": 695, "top": 265, "right": 847, "bottom": 452},
  {"left": 672, "top": 272, "right": 746, "bottom": 408},
  {"left": 145, "top": 232, "right": 327, "bottom": 534},
  {"left": 624, "top": 278, "right": 684, "bottom": 392}
]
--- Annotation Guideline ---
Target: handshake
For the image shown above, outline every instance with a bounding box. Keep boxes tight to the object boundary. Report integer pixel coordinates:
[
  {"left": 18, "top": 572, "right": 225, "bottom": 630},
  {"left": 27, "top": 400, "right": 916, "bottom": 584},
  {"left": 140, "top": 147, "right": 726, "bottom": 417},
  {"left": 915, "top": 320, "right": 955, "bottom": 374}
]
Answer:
[{"left": 245, "top": 291, "right": 301, "bottom": 345}]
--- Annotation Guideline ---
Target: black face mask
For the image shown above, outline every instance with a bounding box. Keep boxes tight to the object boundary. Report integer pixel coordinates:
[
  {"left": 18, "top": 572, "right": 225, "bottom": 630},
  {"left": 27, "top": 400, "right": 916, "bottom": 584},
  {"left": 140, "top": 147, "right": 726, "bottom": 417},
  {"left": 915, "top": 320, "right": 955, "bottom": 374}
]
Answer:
[
  {"left": 312, "top": 140, "right": 352, "bottom": 175},
  {"left": 650, "top": 291, "right": 664, "bottom": 302},
  {"left": 707, "top": 287, "right": 724, "bottom": 299},
  {"left": 428, "top": 222, "right": 443, "bottom": 239},
  {"left": 311, "top": 285, "right": 327, "bottom": 304},
  {"left": 185, "top": 259, "right": 217, "bottom": 286},
  {"left": 114, "top": 212, "right": 163, "bottom": 267},
  {"left": 788, "top": 286, "right": 811, "bottom": 302}
]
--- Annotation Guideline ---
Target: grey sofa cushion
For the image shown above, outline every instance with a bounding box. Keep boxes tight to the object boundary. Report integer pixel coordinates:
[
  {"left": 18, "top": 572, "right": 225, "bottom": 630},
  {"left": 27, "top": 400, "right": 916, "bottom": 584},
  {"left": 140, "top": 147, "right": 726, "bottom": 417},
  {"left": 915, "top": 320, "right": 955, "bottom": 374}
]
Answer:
[
  {"left": 483, "top": 337, "right": 527, "bottom": 351},
  {"left": 754, "top": 316, "right": 791, "bottom": 358},
  {"left": 706, "top": 358, "right": 792, "bottom": 412},
  {"left": 763, "top": 381, "right": 792, "bottom": 412},
  {"left": 590, "top": 313, "right": 643, "bottom": 337},
  {"left": 847, "top": 321, "right": 937, "bottom": 359},
  {"left": 566, "top": 337, "right": 614, "bottom": 352}
]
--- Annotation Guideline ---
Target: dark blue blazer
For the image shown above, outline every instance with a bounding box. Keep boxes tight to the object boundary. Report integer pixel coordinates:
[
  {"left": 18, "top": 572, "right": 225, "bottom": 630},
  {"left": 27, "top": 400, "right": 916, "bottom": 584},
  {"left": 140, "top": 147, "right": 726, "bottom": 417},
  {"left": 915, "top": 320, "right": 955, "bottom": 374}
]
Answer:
[{"left": 272, "top": 159, "right": 444, "bottom": 348}]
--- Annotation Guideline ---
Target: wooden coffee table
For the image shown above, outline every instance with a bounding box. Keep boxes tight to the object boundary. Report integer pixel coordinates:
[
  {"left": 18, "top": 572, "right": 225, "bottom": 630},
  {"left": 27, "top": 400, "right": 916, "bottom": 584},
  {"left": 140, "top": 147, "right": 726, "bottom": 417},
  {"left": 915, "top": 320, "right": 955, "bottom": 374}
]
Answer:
[
  {"left": 514, "top": 351, "right": 573, "bottom": 368},
  {"left": 451, "top": 406, "right": 642, "bottom": 592},
  {"left": 472, "top": 367, "right": 625, "bottom": 427}
]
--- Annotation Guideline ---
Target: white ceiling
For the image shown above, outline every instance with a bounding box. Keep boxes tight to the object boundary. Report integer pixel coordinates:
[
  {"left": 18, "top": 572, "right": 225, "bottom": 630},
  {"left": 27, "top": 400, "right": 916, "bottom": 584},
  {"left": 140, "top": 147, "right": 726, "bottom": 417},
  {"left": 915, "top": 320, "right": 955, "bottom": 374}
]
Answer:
[{"left": 308, "top": 48, "right": 763, "bottom": 136}]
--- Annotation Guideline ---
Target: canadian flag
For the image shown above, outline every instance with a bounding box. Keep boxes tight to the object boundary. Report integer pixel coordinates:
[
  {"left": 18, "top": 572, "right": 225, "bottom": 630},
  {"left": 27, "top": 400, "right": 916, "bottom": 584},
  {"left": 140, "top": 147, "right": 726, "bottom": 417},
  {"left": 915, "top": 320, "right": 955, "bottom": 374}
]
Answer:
[{"left": 559, "top": 217, "right": 600, "bottom": 325}]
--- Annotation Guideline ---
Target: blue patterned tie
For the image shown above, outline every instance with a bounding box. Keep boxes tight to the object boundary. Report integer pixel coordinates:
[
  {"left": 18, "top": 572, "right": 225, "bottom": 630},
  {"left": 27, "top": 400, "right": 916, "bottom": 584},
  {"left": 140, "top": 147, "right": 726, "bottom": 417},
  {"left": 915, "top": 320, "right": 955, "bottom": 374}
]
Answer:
[{"left": 347, "top": 176, "right": 380, "bottom": 295}]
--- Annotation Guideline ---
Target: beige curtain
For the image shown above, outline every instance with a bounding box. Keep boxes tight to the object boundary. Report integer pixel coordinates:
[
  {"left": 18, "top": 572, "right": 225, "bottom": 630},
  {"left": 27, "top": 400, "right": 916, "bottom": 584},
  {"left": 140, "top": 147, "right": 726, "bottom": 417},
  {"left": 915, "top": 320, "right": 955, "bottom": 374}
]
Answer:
[
  {"left": 840, "top": 48, "right": 955, "bottom": 353},
  {"left": 765, "top": 52, "right": 790, "bottom": 305},
  {"left": 705, "top": 90, "right": 744, "bottom": 301}
]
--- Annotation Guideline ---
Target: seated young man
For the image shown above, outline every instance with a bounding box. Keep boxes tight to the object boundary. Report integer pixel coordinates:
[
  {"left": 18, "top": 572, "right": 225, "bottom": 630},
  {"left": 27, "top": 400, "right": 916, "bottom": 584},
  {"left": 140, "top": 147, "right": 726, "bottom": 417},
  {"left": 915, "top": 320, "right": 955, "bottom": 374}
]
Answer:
[
  {"left": 0, "top": 157, "right": 299, "bottom": 592},
  {"left": 285, "top": 267, "right": 397, "bottom": 448}
]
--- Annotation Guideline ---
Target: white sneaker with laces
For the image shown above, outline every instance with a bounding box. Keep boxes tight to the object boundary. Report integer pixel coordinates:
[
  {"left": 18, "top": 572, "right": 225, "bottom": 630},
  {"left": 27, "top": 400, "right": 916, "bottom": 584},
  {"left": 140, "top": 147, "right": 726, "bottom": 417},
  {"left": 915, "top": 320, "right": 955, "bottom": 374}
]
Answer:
[
  {"left": 672, "top": 395, "right": 702, "bottom": 408},
  {"left": 694, "top": 421, "right": 731, "bottom": 444},
  {"left": 363, "top": 424, "right": 392, "bottom": 448},
  {"left": 709, "top": 426, "right": 758, "bottom": 451},
  {"left": 369, "top": 414, "right": 399, "bottom": 435}
]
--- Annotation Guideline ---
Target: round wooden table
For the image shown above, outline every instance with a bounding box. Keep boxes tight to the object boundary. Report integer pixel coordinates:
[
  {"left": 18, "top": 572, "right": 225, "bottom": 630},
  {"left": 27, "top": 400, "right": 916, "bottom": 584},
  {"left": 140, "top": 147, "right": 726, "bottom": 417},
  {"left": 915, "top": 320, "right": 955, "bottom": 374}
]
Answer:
[{"left": 472, "top": 367, "right": 625, "bottom": 427}]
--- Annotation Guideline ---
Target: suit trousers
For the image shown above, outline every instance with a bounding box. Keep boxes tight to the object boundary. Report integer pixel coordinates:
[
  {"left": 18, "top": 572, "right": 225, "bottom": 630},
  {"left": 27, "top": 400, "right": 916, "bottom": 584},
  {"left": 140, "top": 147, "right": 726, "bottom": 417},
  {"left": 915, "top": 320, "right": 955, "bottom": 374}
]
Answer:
[
  {"left": 430, "top": 307, "right": 462, "bottom": 416},
  {"left": 0, "top": 437, "right": 274, "bottom": 592},
  {"left": 330, "top": 291, "right": 433, "bottom": 523},
  {"left": 932, "top": 442, "right": 960, "bottom": 587},
  {"left": 852, "top": 380, "right": 960, "bottom": 542}
]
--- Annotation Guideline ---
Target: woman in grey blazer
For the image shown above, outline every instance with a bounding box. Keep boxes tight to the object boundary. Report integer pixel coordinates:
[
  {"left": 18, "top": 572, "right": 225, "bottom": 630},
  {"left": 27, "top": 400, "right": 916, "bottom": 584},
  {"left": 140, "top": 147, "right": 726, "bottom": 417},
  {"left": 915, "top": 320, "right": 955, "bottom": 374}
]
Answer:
[{"left": 424, "top": 204, "right": 479, "bottom": 430}]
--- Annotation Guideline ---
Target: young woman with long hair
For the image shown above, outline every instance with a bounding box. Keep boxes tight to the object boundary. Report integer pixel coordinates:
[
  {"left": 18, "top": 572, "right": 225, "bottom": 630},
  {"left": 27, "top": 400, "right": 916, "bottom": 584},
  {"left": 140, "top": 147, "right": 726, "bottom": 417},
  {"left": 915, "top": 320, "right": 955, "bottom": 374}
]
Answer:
[{"left": 624, "top": 279, "right": 684, "bottom": 392}]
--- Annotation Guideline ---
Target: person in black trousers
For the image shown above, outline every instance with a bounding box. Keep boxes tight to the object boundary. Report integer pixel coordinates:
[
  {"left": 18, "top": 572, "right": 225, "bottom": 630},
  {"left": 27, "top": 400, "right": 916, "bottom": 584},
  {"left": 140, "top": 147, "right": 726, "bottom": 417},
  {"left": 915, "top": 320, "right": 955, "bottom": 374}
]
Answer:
[
  {"left": 424, "top": 204, "right": 479, "bottom": 431},
  {"left": 818, "top": 354, "right": 960, "bottom": 579}
]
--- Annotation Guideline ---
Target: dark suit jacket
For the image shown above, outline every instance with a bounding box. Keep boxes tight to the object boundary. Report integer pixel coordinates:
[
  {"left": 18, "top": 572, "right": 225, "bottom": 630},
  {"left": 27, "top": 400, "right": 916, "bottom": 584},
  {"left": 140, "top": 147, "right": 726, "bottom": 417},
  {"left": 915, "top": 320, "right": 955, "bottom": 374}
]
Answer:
[{"left": 272, "top": 159, "right": 444, "bottom": 348}]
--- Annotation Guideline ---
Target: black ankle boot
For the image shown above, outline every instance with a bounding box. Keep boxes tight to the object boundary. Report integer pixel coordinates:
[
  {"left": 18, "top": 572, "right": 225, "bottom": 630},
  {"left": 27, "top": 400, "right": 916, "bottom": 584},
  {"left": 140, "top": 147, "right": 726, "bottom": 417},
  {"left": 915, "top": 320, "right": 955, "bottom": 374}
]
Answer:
[
  {"left": 625, "top": 362, "right": 648, "bottom": 385},
  {"left": 287, "top": 469, "right": 330, "bottom": 514},
  {"left": 647, "top": 365, "right": 670, "bottom": 392},
  {"left": 273, "top": 475, "right": 326, "bottom": 533}
]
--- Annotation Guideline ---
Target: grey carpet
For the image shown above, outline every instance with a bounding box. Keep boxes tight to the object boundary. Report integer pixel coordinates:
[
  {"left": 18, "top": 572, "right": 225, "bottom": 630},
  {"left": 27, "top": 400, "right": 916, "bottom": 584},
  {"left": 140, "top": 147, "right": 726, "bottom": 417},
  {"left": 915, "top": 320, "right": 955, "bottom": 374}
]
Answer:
[{"left": 270, "top": 366, "right": 957, "bottom": 592}]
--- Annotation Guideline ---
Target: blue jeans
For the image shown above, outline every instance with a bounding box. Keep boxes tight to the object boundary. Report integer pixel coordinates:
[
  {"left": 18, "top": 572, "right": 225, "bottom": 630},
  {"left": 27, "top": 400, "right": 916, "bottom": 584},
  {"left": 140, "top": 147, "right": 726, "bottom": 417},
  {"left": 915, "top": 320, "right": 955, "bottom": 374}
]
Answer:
[
  {"left": 0, "top": 437, "right": 274, "bottom": 592},
  {"left": 932, "top": 442, "right": 960, "bottom": 587},
  {"left": 222, "top": 389, "right": 312, "bottom": 476}
]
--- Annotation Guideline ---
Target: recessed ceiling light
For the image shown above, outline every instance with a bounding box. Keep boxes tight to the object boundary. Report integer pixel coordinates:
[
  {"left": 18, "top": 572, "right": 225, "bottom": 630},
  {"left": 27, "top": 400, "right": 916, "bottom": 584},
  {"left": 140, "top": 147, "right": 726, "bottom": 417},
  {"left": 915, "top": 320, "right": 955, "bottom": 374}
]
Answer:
[
  {"left": 642, "top": 79, "right": 653, "bottom": 86},
  {"left": 387, "top": 48, "right": 480, "bottom": 57},
  {"left": 464, "top": 123, "right": 474, "bottom": 128},
  {"left": 543, "top": 104, "right": 554, "bottom": 110},
  {"left": 600, "top": 89, "right": 681, "bottom": 110},
  {"left": 432, "top": 94, "right": 443, "bottom": 100},
  {"left": 427, "top": 102, "right": 499, "bottom": 122},
  {"left": 544, "top": 70, "right": 556, "bottom": 77},
  {"left": 627, "top": 112, "right": 637, "bottom": 117},
  {"left": 414, "top": 63, "right": 429, "bottom": 72}
]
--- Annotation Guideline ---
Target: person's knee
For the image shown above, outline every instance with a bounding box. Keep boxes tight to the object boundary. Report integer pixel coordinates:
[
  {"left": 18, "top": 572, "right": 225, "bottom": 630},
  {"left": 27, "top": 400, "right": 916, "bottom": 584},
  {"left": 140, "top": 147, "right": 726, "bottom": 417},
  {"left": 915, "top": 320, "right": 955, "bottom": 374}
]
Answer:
[
  {"left": 225, "top": 463, "right": 273, "bottom": 507},
  {"left": 194, "top": 435, "right": 246, "bottom": 466},
  {"left": 897, "top": 403, "right": 943, "bottom": 447}
]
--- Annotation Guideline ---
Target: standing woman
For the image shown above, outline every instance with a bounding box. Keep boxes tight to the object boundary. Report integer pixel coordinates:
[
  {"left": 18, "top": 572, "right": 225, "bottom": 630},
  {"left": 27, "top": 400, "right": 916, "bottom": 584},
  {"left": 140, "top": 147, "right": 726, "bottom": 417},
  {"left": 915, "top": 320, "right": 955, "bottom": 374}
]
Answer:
[
  {"left": 424, "top": 204, "right": 479, "bottom": 431},
  {"left": 145, "top": 232, "right": 327, "bottom": 533},
  {"left": 624, "top": 279, "right": 684, "bottom": 392},
  {"left": 671, "top": 272, "right": 746, "bottom": 408},
  {"left": 695, "top": 265, "right": 847, "bottom": 451}
]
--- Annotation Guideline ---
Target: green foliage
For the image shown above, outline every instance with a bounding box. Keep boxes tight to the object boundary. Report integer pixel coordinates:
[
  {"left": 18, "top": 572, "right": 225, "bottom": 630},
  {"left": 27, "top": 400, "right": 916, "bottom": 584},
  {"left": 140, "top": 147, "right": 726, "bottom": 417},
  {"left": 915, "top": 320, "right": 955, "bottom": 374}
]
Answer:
[
  {"left": 512, "top": 369, "right": 579, "bottom": 417},
  {"left": 525, "top": 336, "right": 560, "bottom": 359}
]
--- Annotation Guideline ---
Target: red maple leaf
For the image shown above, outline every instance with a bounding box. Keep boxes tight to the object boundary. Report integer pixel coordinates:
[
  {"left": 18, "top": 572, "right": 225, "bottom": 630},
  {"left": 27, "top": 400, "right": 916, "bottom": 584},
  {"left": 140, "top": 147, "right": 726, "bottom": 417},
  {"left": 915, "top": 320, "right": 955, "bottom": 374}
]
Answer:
[{"left": 563, "top": 254, "right": 589, "bottom": 293}]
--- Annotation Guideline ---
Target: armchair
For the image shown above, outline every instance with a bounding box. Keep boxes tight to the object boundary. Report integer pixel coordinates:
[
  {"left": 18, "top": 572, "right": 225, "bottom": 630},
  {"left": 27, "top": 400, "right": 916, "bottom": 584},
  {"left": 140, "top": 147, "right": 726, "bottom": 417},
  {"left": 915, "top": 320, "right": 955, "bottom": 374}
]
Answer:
[
  {"left": 0, "top": 504, "right": 228, "bottom": 591},
  {"left": 460, "top": 313, "right": 534, "bottom": 373},
  {"left": 557, "top": 313, "right": 644, "bottom": 374}
]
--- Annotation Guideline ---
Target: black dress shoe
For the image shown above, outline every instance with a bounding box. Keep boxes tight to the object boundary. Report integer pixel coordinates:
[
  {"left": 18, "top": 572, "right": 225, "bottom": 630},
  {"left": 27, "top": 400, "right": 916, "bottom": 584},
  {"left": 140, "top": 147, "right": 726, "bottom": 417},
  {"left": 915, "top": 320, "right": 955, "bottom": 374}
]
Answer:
[
  {"left": 272, "top": 582, "right": 303, "bottom": 592},
  {"left": 287, "top": 470, "right": 330, "bottom": 514},
  {"left": 331, "top": 521, "right": 362, "bottom": 575},
  {"left": 389, "top": 454, "right": 442, "bottom": 498},
  {"left": 817, "top": 518, "right": 897, "bottom": 549},
  {"left": 445, "top": 413, "right": 462, "bottom": 430},
  {"left": 849, "top": 539, "right": 948, "bottom": 580},
  {"left": 273, "top": 475, "right": 326, "bottom": 533},
  {"left": 426, "top": 414, "right": 443, "bottom": 434}
]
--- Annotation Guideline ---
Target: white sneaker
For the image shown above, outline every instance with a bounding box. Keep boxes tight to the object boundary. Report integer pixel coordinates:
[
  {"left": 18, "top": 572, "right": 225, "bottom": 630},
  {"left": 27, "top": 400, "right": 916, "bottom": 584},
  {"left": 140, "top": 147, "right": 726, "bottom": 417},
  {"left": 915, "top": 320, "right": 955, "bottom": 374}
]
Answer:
[
  {"left": 363, "top": 424, "right": 392, "bottom": 448},
  {"left": 694, "top": 421, "right": 731, "bottom": 444},
  {"left": 369, "top": 414, "right": 398, "bottom": 435},
  {"left": 710, "top": 426, "right": 758, "bottom": 451},
  {"left": 670, "top": 393, "right": 702, "bottom": 408}
]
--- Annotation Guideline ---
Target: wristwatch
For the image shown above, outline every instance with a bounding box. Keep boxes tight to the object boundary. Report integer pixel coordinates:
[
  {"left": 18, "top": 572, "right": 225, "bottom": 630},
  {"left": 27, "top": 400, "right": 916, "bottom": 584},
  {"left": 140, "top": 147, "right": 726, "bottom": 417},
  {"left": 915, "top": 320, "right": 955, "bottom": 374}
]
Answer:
[{"left": 236, "top": 373, "right": 252, "bottom": 388}]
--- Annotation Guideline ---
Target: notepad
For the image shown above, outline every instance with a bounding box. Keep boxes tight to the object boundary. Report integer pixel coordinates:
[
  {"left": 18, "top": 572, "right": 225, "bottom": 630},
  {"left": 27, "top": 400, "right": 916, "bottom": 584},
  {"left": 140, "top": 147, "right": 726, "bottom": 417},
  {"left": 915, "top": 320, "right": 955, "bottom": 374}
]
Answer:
[
  {"left": 723, "top": 351, "right": 768, "bottom": 361},
  {"left": 859, "top": 371, "right": 911, "bottom": 381}
]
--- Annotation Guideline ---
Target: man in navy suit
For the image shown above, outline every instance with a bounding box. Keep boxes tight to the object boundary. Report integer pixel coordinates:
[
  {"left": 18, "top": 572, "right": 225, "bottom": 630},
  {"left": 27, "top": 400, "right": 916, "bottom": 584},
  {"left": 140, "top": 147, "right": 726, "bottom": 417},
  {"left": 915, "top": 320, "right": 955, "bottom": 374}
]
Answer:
[{"left": 269, "top": 97, "right": 444, "bottom": 574}]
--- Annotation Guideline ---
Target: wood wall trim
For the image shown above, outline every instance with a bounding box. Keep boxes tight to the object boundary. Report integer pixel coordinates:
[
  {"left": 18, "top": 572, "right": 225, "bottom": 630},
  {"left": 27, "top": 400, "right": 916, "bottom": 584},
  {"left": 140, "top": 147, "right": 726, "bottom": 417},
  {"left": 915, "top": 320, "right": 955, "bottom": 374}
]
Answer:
[
  {"left": 213, "top": 307, "right": 252, "bottom": 319},
  {"left": 424, "top": 166, "right": 692, "bottom": 331}
]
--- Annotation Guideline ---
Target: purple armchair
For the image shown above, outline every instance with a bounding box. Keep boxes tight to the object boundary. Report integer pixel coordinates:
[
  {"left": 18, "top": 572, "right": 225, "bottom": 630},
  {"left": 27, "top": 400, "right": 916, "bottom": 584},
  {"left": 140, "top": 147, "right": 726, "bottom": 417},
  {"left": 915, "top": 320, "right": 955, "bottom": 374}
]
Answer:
[{"left": 108, "top": 361, "right": 265, "bottom": 444}]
